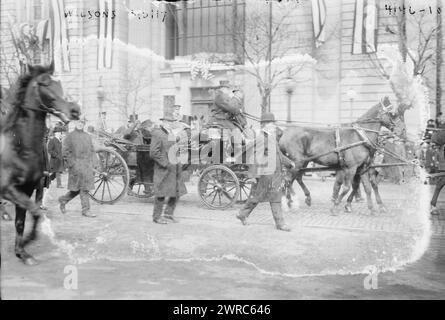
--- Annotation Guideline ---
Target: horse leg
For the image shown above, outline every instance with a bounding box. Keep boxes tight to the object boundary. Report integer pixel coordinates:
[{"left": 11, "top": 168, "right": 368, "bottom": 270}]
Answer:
[
  {"left": 4, "top": 186, "right": 41, "bottom": 265},
  {"left": 296, "top": 171, "right": 311, "bottom": 206},
  {"left": 431, "top": 176, "right": 445, "bottom": 214},
  {"left": 360, "top": 172, "right": 377, "bottom": 215},
  {"left": 331, "top": 168, "right": 356, "bottom": 215},
  {"left": 332, "top": 171, "right": 344, "bottom": 203},
  {"left": 345, "top": 173, "right": 361, "bottom": 213},
  {"left": 370, "top": 171, "right": 385, "bottom": 213}
]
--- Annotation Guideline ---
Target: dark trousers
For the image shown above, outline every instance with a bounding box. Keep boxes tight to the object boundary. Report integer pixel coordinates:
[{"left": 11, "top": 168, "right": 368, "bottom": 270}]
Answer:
[
  {"left": 153, "top": 197, "right": 177, "bottom": 220},
  {"left": 238, "top": 200, "right": 285, "bottom": 228},
  {"left": 59, "top": 190, "right": 90, "bottom": 213}
]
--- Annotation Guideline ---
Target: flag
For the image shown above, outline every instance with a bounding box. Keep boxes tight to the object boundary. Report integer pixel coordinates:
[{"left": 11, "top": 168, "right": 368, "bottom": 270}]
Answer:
[
  {"left": 49, "top": 0, "right": 70, "bottom": 72},
  {"left": 311, "top": 0, "right": 327, "bottom": 48},
  {"left": 36, "top": 19, "right": 49, "bottom": 48},
  {"left": 97, "top": 0, "right": 115, "bottom": 69},
  {"left": 352, "top": 0, "right": 378, "bottom": 54}
]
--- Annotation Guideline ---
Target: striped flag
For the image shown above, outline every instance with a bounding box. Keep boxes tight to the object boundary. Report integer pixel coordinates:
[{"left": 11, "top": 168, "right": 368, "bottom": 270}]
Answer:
[
  {"left": 49, "top": 0, "right": 70, "bottom": 72},
  {"left": 97, "top": 0, "right": 115, "bottom": 69},
  {"left": 352, "top": 0, "right": 379, "bottom": 54},
  {"left": 35, "top": 19, "right": 49, "bottom": 48},
  {"left": 311, "top": 0, "right": 327, "bottom": 48}
]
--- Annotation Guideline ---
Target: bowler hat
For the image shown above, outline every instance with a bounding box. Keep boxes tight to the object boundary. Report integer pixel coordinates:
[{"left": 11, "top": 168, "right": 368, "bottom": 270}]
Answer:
[{"left": 260, "top": 112, "right": 276, "bottom": 123}]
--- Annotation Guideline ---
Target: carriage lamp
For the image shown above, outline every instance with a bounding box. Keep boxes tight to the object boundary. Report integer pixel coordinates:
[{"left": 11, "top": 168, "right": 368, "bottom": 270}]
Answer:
[
  {"left": 346, "top": 88, "right": 357, "bottom": 121},
  {"left": 283, "top": 76, "right": 296, "bottom": 123}
]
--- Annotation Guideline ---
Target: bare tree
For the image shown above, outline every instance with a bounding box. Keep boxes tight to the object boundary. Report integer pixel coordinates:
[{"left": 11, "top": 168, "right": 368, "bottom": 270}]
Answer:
[
  {"left": 104, "top": 62, "right": 153, "bottom": 119},
  {"left": 229, "top": 2, "right": 315, "bottom": 115},
  {"left": 367, "top": 3, "right": 439, "bottom": 115}
]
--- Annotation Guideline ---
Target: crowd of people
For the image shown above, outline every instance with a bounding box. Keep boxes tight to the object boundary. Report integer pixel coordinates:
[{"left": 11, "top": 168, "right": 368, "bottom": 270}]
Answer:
[{"left": 1, "top": 81, "right": 295, "bottom": 232}]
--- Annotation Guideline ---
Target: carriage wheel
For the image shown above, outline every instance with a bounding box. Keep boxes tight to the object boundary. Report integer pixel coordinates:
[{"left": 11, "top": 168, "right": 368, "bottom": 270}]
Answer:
[
  {"left": 128, "top": 182, "right": 154, "bottom": 198},
  {"left": 237, "top": 174, "right": 255, "bottom": 203},
  {"left": 198, "top": 165, "right": 240, "bottom": 210},
  {"left": 89, "top": 147, "right": 130, "bottom": 204}
]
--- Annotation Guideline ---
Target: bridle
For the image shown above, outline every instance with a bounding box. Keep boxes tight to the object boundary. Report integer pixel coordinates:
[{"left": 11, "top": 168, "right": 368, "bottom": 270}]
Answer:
[
  {"left": 21, "top": 75, "right": 62, "bottom": 114},
  {"left": 353, "top": 98, "right": 399, "bottom": 132}
]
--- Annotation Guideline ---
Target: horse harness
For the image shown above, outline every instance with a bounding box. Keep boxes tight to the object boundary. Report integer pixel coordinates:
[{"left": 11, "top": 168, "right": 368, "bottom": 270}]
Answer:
[{"left": 333, "top": 125, "right": 380, "bottom": 168}]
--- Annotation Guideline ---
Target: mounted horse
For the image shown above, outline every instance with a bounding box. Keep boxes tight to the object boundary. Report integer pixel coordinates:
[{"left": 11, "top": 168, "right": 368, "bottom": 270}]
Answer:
[
  {"left": 279, "top": 97, "right": 406, "bottom": 214},
  {"left": 0, "top": 62, "right": 80, "bottom": 265}
]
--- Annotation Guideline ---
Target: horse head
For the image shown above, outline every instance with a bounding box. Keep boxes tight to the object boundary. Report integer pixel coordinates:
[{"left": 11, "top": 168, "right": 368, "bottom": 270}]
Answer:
[
  {"left": 26, "top": 61, "right": 80, "bottom": 123},
  {"left": 376, "top": 96, "right": 406, "bottom": 139}
]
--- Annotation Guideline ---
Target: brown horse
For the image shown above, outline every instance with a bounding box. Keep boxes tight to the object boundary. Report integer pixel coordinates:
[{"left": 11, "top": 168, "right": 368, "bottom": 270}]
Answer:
[
  {"left": 279, "top": 97, "right": 406, "bottom": 214},
  {"left": 0, "top": 62, "right": 80, "bottom": 265}
]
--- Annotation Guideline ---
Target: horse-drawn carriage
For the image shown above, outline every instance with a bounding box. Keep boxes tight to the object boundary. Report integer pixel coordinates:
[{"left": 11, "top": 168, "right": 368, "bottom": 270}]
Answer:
[{"left": 89, "top": 127, "right": 255, "bottom": 209}]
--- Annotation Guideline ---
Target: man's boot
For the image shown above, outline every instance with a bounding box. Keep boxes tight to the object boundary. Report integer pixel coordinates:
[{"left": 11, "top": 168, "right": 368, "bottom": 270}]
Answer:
[
  {"left": 153, "top": 198, "right": 169, "bottom": 224},
  {"left": 82, "top": 211, "right": 97, "bottom": 218},
  {"left": 80, "top": 191, "right": 95, "bottom": 217},
  {"left": 164, "top": 198, "right": 178, "bottom": 223},
  {"left": 271, "top": 202, "right": 291, "bottom": 232},
  {"left": 236, "top": 200, "right": 257, "bottom": 226}
]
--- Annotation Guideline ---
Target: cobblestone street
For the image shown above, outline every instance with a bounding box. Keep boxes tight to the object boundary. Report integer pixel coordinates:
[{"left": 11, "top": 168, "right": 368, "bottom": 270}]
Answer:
[{"left": 1, "top": 175, "right": 444, "bottom": 299}]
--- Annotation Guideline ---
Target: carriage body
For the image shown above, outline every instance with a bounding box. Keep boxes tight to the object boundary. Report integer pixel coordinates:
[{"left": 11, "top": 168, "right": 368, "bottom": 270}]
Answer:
[{"left": 88, "top": 127, "right": 254, "bottom": 209}]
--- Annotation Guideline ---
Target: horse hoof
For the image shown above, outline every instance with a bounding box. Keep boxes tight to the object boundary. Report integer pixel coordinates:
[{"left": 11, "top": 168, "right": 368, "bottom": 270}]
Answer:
[
  {"left": 379, "top": 206, "right": 387, "bottom": 214},
  {"left": 344, "top": 205, "right": 352, "bottom": 213},
  {"left": 23, "top": 256, "right": 38, "bottom": 266},
  {"left": 15, "top": 252, "right": 38, "bottom": 266},
  {"left": 305, "top": 197, "right": 311, "bottom": 207}
]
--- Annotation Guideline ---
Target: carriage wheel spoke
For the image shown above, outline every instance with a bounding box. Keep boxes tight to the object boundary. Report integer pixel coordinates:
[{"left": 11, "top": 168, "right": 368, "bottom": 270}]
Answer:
[
  {"left": 218, "top": 191, "right": 222, "bottom": 206},
  {"left": 211, "top": 190, "right": 218, "bottom": 204},
  {"left": 92, "top": 180, "right": 104, "bottom": 197},
  {"left": 221, "top": 189, "right": 234, "bottom": 201},
  {"left": 108, "top": 177, "right": 124, "bottom": 187},
  {"left": 204, "top": 189, "right": 217, "bottom": 199},
  {"left": 101, "top": 179, "right": 106, "bottom": 201},
  {"left": 106, "top": 181, "right": 113, "bottom": 200}
]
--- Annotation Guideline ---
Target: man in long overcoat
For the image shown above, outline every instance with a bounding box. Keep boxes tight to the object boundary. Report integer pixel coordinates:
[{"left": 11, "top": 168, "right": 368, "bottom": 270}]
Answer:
[
  {"left": 149, "top": 114, "right": 187, "bottom": 224},
  {"left": 58, "top": 117, "right": 96, "bottom": 217},
  {"left": 48, "top": 127, "right": 64, "bottom": 188},
  {"left": 236, "top": 112, "right": 292, "bottom": 232}
]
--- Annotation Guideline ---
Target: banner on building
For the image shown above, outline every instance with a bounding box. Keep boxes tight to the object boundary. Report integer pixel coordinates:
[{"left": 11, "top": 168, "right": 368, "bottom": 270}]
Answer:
[
  {"left": 36, "top": 19, "right": 49, "bottom": 48},
  {"left": 352, "top": 0, "right": 378, "bottom": 54},
  {"left": 49, "top": 0, "right": 70, "bottom": 72},
  {"left": 97, "top": 0, "right": 115, "bottom": 69},
  {"left": 311, "top": 0, "right": 327, "bottom": 48}
]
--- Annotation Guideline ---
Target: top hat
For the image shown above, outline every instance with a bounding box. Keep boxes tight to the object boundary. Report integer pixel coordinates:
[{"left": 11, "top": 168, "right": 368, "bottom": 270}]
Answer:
[
  {"left": 260, "top": 112, "right": 276, "bottom": 123},
  {"left": 218, "top": 80, "right": 231, "bottom": 89},
  {"left": 128, "top": 114, "right": 138, "bottom": 122}
]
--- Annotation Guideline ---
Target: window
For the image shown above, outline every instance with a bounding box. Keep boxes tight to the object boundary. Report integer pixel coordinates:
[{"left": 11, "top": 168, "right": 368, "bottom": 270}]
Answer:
[{"left": 166, "top": 0, "right": 245, "bottom": 63}]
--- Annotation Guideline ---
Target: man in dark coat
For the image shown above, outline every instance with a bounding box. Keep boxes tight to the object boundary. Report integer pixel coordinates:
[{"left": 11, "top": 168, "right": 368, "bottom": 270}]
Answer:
[
  {"left": 208, "top": 82, "right": 246, "bottom": 130},
  {"left": 236, "top": 112, "right": 292, "bottom": 232},
  {"left": 48, "top": 127, "right": 64, "bottom": 188},
  {"left": 149, "top": 114, "right": 187, "bottom": 224},
  {"left": 58, "top": 117, "right": 96, "bottom": 217}
]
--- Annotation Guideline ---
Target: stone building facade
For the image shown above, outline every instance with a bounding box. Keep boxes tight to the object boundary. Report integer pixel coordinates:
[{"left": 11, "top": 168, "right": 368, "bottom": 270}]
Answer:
[{"left": 1, "top": 0, "right": 443, "bottom": 136}]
